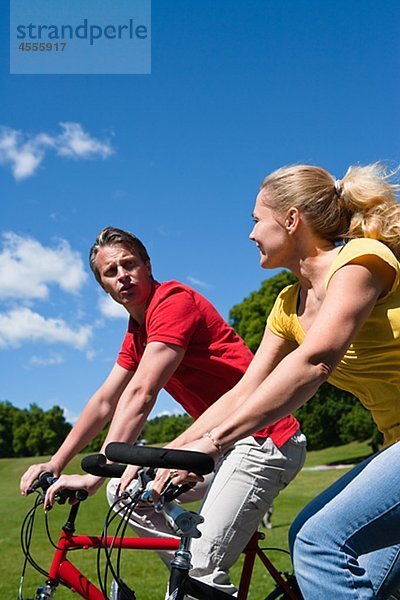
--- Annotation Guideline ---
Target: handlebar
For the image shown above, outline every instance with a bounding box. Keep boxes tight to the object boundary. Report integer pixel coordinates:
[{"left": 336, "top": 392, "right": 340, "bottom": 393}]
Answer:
[
  {"left": 81, "top": 446, "right": 212, "bottom": 505},
  {"left": 105, "top": 442, "right": 215, "bottom": 475},
  {"left": 81, "top": 453, "right": 127, "bottom": 478}
]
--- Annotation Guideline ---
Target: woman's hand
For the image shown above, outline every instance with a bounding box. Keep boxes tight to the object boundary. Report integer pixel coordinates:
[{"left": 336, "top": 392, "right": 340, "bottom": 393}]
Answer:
[
  {"left": 20, "top": 460, "right": 62, "bottom": 496},
  {"left": 43, "top": 473, "right": 104, "bottom": 510},
  {"left": 151, "top": 467, "right": 203, "bottom": 500},
  {"left": 151, "top": 436, "right": 218, "bottom": 499}
]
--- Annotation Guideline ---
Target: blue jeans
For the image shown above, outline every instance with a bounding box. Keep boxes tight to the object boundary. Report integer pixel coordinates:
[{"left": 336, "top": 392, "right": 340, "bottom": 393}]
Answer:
[{"left": 289, "top": 441, "right": 400, "bottom": 599}]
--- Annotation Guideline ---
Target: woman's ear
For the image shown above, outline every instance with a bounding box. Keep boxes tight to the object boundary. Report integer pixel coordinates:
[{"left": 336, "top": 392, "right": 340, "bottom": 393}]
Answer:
[{"left": 285, "top": 207, "right": 300, "bottom": 233}]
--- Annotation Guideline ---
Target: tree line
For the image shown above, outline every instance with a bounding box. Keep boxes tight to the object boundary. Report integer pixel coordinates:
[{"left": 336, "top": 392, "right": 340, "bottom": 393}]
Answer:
[{"left": 1, "top": 270, "right": 381, "bottom": 457}]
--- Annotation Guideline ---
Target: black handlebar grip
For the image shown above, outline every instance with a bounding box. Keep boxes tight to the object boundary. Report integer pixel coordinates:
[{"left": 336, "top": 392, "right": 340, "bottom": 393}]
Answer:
[
  {"left": 105, "top": 443, "right": 215, "bottom": 476},
  {"left": 81, "top": 453, "right": 126, "bottom": 478}
]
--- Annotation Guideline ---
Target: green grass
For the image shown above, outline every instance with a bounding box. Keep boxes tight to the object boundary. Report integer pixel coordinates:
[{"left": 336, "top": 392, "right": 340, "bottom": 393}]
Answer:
[{"left": 1, "top": 441, "right": 372, "bottom": 599}]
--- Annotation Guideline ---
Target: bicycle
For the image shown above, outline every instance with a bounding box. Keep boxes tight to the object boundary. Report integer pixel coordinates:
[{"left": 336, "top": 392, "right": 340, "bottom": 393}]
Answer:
[{"left": 19, "top": 443, "right": 302, "bottom": 600}]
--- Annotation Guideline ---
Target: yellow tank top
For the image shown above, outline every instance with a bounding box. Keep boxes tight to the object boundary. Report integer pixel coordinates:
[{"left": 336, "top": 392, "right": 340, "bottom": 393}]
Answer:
[{"left": 267, "top": 238, "right": 400, "bottom": 446}]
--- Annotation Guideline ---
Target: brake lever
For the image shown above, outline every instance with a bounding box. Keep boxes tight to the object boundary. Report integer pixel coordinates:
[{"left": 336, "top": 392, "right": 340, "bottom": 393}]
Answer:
[
  {"left": 27, "top": 471, "right": 54, "bottom": 494},
  {"left": 163, "top": 482, "right": 195, "bottom": 502}
]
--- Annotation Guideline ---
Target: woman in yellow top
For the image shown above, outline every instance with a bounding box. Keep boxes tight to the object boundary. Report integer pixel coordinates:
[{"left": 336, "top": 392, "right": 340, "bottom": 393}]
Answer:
[{"left": 153, "top": 162, "right": 400, "bottom": 598}]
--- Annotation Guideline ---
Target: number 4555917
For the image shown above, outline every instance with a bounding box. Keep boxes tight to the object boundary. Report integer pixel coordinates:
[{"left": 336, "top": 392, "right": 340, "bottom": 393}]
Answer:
[{"left": 18, "top": 42, "right": 67, "bottom": 51}]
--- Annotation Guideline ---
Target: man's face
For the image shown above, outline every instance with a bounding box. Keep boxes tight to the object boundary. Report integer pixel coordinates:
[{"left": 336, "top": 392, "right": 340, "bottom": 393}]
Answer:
[{"left": 95, "top": 244, "right": 153, "bottom": 311}]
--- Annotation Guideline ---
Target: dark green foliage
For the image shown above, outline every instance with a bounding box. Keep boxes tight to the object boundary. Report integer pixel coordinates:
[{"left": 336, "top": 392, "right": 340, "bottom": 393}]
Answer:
[
  {"left": 142, "top": 413, "right": 194, "bottom": 444},
  {"left": 229, "top": 271, "right": 297, "bottom": 352},
  {"left": 229, "top": 271, "right": 382, "bottom": 450},
  {"left": 83, "top": 425, "right": 110, "bottom": 453},
  {"left": 0, "top": 401, "right": 72, "bottom": 457},
  {"left": 0, "top": 401, "right": 15, "bottom": 457},
  {"left": 294, "top": 385, "right": 381, "bottom": 450}
]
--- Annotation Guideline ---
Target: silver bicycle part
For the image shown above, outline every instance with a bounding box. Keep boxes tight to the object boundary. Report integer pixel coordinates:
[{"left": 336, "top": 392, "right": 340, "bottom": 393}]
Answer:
[
  {"left": 162, "top": 501, "right": 204, "bottom": 538},
  {"left": 34, "top": 584, "right": 57, "bottom": 599}
]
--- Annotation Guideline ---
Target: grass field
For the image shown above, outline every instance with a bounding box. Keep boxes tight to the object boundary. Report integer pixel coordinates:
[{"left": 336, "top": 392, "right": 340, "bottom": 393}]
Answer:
[{"left": 0, "top": 441, "right": 372, "bottom": 599}]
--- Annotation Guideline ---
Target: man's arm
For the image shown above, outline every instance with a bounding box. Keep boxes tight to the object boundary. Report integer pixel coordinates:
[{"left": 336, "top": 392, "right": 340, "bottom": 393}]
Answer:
[
  {"left": 102, "top": 341, "right": 186, "bottom": 448},
  {"left": 38, "top": 341, "right": 186, "bottom": 506},
  {"left": 20, "top": 363, "right": 134, "bottom": 494}
]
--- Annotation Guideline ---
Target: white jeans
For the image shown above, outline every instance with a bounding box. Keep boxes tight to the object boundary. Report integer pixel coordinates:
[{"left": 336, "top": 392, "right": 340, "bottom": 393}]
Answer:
[{"left": 107, "top": 431, "right": 307, "bottom": 597}]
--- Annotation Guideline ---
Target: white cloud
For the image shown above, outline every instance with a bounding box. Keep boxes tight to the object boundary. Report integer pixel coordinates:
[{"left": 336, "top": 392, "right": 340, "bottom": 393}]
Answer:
[
  {"left": 98, "top": 294, "right": 128, "bottom": 319},
  {"left": 0, "top": 128, "right": 45, "bottom": 180},
  {"left": 187, "top": 275, "right": 211, "bottom": 290},
  {"left": 56, "top": 122, "right": 114, "bottom": 159},
  {"left": 29, "top": 353, "right": 65, "bottom": 367},
  {"left": 61, "top": 406, "right": 80, "bottom": 425},
  {"left": 0, "top": 122, "right": 114, "bottom": 180},
  {"left": 0, "top": 307, "right": 92, "bottom": 350},
  {"left": 0, "top": 232, "right": 88, "bottom": 300},
  {"left": 153, "top": 408, "right": 186, "bottom": 417}
]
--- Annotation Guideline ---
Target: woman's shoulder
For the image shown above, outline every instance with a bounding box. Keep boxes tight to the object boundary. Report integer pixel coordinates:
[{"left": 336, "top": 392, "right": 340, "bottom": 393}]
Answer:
[
  {"left": 268, "top": 282, "right": 300, "bottom": 322},
  {"left": 267, "top": 281, "right": 301, "bottom": 341},
  {"left": 276, "top": 281, "right": 301, "bottom": 307},
  {"left": 337, "top": 238, "right": 398, "bottom": 264},
  {"left": 326, "top": 238, "right": 400, "bottom": 291}
]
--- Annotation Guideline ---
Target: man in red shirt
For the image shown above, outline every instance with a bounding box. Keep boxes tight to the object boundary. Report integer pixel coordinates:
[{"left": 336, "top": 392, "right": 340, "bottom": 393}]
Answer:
[{"left": 21, "top": 226, "right": 306, "bottom": 597}]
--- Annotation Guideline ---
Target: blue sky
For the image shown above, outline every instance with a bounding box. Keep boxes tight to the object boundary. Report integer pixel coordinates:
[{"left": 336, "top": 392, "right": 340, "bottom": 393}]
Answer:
[{"left": 1, "top": 0, "right": 399, "bottom": 424}]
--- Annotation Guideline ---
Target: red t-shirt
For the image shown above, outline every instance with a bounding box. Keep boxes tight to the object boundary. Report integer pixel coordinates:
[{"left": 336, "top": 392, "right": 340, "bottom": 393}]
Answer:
[{"left": 117, "top": 281, "right": 299, "bottom": 447}]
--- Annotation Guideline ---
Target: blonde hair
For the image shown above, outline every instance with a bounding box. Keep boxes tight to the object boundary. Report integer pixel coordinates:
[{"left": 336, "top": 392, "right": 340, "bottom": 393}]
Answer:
[{"left": 261, "top": 163, "right": 400, "bottom": 259}]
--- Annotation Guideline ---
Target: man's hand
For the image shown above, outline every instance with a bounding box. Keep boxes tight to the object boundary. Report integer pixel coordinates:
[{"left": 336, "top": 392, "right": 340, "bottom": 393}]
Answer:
[
  {"left": 43, "top": 473, "right": 104, "bottom": 510},
  {"left": 118, "top": 464, "right": 141, "bottom": 493},
  {"left": 20, "top": 460, "right": 62, "bottom": 496}
]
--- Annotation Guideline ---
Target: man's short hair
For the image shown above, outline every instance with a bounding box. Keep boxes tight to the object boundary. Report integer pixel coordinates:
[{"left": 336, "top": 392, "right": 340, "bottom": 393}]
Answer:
[{"left": 89, "top": 226, "right": 151, "bottom": 284}]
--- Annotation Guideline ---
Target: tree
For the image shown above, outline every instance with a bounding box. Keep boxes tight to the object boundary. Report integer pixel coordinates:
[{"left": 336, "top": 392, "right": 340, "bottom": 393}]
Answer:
[
  {"left": 0, "top": 401, "right": 72, "bottom": 457},
  {"left": 228, "top": 272, "right": 382, "bottom": 450},
  {"left": 0, "top": 401, "right": 17, "bottom": 457},
  {"left": 142, "top": 414, "right": 194, "bottom": 444}
]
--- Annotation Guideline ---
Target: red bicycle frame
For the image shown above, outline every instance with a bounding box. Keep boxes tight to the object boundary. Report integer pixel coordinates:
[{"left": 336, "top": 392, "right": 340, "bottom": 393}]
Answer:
[
  {"left": 47, "top": 527, "right": 179, "bottom": 599},
  {"left": 46, "top": 526, "right": 298, "bottom": 599}
]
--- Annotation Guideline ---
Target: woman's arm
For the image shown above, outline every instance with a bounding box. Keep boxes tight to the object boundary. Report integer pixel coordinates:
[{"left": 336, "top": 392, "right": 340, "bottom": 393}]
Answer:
[
  {"left": 207, "top": 257, "right": 395, "bottom": 450},
  {"left": 148, "top": 329, "right": 297, "bottom": 494},
  {"left": 165, "top": 326, "right": 297, "bottom": 449}
]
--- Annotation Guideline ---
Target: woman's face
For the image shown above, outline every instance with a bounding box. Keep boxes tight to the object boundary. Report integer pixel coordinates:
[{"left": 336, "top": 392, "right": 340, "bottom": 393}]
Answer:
[{"left": 249, "top": 190, "right": 292, "bottom": 270}]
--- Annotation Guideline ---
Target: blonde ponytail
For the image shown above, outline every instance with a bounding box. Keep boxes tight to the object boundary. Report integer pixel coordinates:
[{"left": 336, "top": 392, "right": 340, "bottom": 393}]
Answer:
[{"left": 340, "top": 164, "right": 400, "bottom": 259}]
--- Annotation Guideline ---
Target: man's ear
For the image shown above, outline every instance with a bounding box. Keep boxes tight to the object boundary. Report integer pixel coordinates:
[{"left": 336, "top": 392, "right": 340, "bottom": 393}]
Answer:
[{"left": 146, "top": 260, "right": 152, "bottom": 276}]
